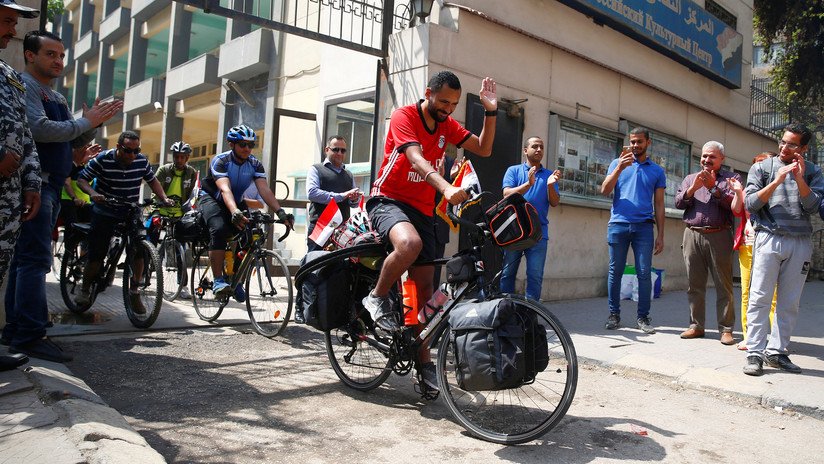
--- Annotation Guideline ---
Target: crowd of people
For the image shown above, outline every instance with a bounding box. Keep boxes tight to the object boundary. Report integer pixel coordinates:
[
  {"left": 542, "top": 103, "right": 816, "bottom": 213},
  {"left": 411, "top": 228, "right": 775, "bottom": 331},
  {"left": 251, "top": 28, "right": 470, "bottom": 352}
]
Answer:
[{"left": 2, "top": 0, "right": 822, "bottom": 381}]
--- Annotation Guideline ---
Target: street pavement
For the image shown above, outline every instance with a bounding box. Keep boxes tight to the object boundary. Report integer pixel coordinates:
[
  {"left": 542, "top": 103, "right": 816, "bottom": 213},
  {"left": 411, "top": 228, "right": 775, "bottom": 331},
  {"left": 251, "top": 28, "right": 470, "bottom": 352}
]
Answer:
[{"left": 1, "top": 271, "right": 823, "bottom": 462}]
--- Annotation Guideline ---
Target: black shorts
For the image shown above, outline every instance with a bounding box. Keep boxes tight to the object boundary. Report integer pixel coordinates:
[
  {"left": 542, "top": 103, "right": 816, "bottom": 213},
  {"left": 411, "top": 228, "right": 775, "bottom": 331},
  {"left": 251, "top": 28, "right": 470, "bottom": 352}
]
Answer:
[{"left": 366, "top": 197, "right": 435, "bottom": 262}]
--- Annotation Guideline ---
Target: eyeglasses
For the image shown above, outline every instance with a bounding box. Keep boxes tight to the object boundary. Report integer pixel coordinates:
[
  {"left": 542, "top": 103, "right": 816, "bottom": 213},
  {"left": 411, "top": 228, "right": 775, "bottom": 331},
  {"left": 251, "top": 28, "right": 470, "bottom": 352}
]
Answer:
[
  {"left": 328, "top": 147, "right": 347, "bottom": 154},
  {"left": 235, "top": 141, "right": 256, "bottom": 149},
  {"left": 120, "top": 147, "right": 141, "bottom": 154},
  {"left": 779, "top": 140, "right": 801, "bottom": 150}
]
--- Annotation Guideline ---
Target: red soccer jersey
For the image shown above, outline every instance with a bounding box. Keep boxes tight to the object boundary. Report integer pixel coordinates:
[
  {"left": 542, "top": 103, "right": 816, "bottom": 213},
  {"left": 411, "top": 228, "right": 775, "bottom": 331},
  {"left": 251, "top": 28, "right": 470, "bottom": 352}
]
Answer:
[{"left": 371, "top": 101, "right": 471, "bottom": 216}]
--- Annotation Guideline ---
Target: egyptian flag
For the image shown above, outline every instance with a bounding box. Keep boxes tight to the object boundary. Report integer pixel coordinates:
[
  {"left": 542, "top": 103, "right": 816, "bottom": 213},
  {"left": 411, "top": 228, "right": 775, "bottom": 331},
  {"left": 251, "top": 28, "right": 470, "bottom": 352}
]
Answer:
[
  {"left": 309, "top": 200, "right": 343, "bottom": 246},
  {"left": 435, "top": 159, "right": 482, "bottom": 232}
]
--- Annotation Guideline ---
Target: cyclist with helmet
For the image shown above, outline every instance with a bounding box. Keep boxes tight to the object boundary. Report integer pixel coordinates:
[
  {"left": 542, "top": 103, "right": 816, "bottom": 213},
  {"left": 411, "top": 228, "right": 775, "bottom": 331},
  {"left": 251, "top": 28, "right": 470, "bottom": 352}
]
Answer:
[
  {"left": 147, "top": 141, "right": 199, "bottom": 243},
  {"left": 199, "top": 124, "right": 294, "bottom": 299},
  {"left": 154, "top": 141, "right": 198, "bottom": 218}
]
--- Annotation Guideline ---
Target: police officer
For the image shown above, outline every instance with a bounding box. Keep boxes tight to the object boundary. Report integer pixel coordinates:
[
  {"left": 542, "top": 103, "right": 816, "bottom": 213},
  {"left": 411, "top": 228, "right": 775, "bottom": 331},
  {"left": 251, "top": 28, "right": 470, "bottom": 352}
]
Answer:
[{"left": 0, "top": 0, "right": 42, "bottom": 351}]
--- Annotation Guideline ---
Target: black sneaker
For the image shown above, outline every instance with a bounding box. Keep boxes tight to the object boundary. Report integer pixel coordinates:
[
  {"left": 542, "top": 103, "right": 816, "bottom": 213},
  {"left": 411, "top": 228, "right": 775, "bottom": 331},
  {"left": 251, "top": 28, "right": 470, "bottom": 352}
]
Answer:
[
  {"left": 419, "top": 362, "right": 439, "bottom": 391},
  {"left": 9, "top": 337, "right": 73, "bottom": 363},
  {"left": 605, "top": 313, "right": 620, "bottom": 330},
  {"left": 765, "top": 354, "right": 802, "bottom": 374},
  {"left": 743, "top": 355, "right": 763, "bottom": 376},
  {"left": 362, "top": 293, "right": 400, "bottom": 333},
  {"left": 636, "top": 317, "right": 656, "bottom": 334}
]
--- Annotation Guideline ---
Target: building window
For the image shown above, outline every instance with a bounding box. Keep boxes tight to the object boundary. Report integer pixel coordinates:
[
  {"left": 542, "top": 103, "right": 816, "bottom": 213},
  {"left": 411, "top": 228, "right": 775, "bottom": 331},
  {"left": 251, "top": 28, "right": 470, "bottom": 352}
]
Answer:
[
  {"left": 554, "top": 118, "right": 622, "bottom": 202},
  {"left": 705, "top": 0, "right": 736, "bottom": 29},
  {"left": 625, "top": 122, "right": 691, "bottom": 209},
  {"left": 753, "top": 43, "right": 783, "bottom": 68},
  {"left": 325, "top": 95, "right": 375, "bottom": 165}
]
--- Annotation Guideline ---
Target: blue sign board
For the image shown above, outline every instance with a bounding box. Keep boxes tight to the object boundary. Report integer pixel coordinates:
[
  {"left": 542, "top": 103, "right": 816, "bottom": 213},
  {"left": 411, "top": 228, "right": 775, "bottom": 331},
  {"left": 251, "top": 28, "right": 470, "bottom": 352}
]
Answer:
[{"left": 558, "top": 0, "right": 743, "bottom": 88}]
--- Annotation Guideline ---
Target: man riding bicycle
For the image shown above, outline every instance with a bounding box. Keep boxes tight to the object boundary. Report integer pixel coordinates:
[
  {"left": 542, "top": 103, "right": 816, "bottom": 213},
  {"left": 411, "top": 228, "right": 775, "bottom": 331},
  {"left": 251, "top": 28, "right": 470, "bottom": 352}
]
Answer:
[
  {"left": 365, "top": 71, "right": 497, "bottom": 389},
  {"left": 74, "top": 131, "right": 175, "bottom": 312},
  {"left": 199, "top": 124, "right": 294, "bottom": 301},
  {"left": 146, "top": 141, "right": 198, "bottom": 241}
]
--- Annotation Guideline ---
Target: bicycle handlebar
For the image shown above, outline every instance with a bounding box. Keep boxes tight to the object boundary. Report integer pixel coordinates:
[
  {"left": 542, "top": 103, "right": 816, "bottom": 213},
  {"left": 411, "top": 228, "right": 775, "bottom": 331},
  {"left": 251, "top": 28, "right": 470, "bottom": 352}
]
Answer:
[
  {"left": 445, "top": 187, "right": 489, "bottom": 233},
  {"left": 245, "top": 210, "right": 291, "bottom": 242}
]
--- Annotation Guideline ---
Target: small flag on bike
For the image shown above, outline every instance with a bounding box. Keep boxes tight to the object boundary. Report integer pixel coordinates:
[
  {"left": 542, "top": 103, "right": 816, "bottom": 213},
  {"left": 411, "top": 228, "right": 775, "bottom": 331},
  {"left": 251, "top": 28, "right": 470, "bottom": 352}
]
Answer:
[
  {"left": 435, "top": 159, "right": 482, "bottom": 232},
  {"left": 309, "top": 200, "right": 343, "bottom": 246}
]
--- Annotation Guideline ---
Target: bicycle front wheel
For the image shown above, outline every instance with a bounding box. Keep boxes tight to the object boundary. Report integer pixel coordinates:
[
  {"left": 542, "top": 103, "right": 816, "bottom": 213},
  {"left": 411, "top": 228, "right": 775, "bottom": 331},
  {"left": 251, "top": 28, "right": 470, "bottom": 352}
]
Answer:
[
  {"left": 190, "top": 246, "right": 226, "bottom": 322},
  {"left": 436, "top": 297, "right": 578, "bottom": 445},
  {"left": 245, "top": 250, "right": 292, "bottom": 337},
  {"left": 122, "top": 240, "right": 163, "bottom": 329},
  {"left": 157, "top": 237, "right": 185, "bottom": 301},
  {"left": 59, "top": 234, "right": 92, "bottom": 313}
]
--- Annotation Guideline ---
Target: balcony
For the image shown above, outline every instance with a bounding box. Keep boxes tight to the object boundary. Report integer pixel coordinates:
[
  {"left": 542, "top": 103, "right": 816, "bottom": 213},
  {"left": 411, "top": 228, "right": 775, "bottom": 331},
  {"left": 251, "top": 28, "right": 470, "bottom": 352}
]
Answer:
[
  {"left": 217, "top": 29, "right": 273, "bottom": 82},
  {"left": 124, "top": 77, "right": 165, "bottom": 114},
  {"left": 165, "top": 54, "right": 221, "bottom": 99},
  {"left": 131, "top": 0, "right": 171, "bottom": 22},
  {"left": 73, "top": 30, "right": 99, "bottom": 62},
  {"left": 100, "top": 7, "right": 131, "bottom": 43}
]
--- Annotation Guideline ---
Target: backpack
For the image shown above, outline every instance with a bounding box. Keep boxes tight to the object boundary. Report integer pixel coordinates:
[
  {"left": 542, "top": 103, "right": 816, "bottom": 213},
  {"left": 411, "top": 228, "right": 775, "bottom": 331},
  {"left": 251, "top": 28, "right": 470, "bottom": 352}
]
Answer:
[
  {"left": 485, "top": 193, "right": 542, "bottom": 251},
  {"left": 296, "top": 251, "right": 353, "bottom": 331},
  {"left": 448, "top": 298, "right": 527, "bottom": 391}
]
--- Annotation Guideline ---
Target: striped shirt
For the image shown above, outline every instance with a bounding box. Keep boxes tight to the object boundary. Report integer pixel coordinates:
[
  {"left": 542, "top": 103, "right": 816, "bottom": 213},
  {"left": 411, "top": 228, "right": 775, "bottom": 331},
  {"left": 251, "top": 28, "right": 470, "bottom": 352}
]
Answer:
[
  {"left": 745, "top": 156, "right": 824, "bottom": 236},
  {"left": 80, "top": 148, "right": 155, "bottom": 215}
]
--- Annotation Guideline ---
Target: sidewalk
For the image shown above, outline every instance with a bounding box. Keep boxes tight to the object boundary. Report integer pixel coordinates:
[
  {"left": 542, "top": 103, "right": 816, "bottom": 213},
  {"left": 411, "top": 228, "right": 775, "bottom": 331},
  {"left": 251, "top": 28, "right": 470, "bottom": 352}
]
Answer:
[{"left": 1, "top": 278, "right": 823, "bottom": 462}]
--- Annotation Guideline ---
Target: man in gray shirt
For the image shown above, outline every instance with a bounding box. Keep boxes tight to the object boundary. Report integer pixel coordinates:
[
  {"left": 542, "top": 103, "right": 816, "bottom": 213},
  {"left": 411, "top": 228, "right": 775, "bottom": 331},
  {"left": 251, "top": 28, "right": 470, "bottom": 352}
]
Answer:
[{"left": 742, "top": 123, "right": 824, "bottom": 376}]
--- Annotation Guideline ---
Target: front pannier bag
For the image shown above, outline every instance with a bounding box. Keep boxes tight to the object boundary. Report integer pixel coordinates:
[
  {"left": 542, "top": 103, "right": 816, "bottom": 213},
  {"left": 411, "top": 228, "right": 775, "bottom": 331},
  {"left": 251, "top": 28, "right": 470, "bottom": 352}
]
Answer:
[
  {"left": 173, "top": 210, "right": 208, "bottom": 243},
  {"left": 296, "top": 251, "right": 353, "bottom": 331},
  {"left": 448, "top": 298, "right": 527, "bottom": 391},
  {"left": 484, "top": 193, "right": 541, "bottom": 251}
]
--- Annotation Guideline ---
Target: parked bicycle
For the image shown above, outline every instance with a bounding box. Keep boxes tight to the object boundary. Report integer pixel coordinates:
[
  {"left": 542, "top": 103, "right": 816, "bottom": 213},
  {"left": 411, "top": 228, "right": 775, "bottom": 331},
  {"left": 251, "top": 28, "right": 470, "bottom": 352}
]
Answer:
[
  {"left": 59, "top": 198, "right": 164, "bottom": 329},
  {"left": 190, "top": 206, "right": 293, "bottom": 337},
  {"left": 295, "top": 191, "right": 578, "bottom": 445}
]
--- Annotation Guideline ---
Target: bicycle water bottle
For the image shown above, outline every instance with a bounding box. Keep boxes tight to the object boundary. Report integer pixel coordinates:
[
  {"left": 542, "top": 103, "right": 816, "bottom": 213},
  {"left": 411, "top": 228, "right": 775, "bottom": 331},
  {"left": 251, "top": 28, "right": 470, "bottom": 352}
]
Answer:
[
  {"left": 419, "top": 283, "right": 449, "bottom": 324},
  {"left": 224, "top": 243, "right": 235, "bottom": 276},
  {"left": 401, "top": 279, "right": 418, "bottom": 326}
]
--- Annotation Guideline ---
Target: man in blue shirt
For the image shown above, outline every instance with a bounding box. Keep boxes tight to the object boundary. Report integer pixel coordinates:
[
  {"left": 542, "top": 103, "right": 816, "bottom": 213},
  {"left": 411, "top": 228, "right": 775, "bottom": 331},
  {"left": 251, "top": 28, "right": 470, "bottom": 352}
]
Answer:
[
  {"left": 500, "top": 136, "right": 560, "bottom": 301},
  {"left": 600, "top": 127, "right": 666, "bottom": 334}
]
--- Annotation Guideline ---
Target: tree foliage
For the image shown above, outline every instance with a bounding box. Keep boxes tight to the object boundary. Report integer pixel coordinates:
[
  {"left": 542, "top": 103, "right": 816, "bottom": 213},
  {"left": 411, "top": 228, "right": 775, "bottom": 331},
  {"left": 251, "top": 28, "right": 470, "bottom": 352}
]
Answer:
[
  {"left": 753, "top": 0, "right": 824, "bottom": 111},
  {"left": 47, "top": 0, "right": 64, "bottom": 23}
]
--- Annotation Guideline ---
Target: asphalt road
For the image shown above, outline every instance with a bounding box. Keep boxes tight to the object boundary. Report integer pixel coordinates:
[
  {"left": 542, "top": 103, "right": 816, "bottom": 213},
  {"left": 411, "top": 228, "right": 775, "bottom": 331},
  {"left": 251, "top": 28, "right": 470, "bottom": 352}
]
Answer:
[{"left": 64, "top": 325, "right": 823, "bottom": 464}]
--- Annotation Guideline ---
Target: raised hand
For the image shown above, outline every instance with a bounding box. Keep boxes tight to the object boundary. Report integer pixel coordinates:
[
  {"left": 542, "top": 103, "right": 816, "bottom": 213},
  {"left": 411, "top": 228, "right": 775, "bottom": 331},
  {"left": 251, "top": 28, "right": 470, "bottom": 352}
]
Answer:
[
  {"left": 548, "top": 169, "right": 561, "bottom": 185},
  {"left": 728, "top": 177, "right": 743, "bottom": 192},
  {"left": 479, "top": 77, "right": 497, "bottom": 111}
]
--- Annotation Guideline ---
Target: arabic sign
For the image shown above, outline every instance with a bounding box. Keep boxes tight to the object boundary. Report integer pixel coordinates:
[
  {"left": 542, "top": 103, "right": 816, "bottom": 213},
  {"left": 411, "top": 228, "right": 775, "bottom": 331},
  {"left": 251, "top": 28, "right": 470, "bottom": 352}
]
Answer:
[{"left": 558, "top": 0, "right": 743, "bottom": 88}]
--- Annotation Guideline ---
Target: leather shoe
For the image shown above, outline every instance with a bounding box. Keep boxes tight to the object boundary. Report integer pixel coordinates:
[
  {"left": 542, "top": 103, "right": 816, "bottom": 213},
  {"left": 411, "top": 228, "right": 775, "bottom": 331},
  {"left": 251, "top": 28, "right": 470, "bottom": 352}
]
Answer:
[
  {"left": 765, "top": 354, "right": 802, "bottom": 374},
  {"left": 680, "top": 327, "right": 705, "bottom": 339},
  {"left": 0, "top": 353, "right": 29, "bottom": 371},
  {"left": 743, "top": 355, "right": 763, "bottom": 376},
  {"left": 720, "top": 332, "right": 735, "bottom": 345}
]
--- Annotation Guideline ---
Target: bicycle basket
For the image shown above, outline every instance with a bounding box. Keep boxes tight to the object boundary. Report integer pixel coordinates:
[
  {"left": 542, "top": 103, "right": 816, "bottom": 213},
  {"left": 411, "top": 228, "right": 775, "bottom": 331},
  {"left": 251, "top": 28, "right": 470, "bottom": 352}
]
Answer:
[{"left": 484, "top": 193, "right": 541, "bottom": 251}]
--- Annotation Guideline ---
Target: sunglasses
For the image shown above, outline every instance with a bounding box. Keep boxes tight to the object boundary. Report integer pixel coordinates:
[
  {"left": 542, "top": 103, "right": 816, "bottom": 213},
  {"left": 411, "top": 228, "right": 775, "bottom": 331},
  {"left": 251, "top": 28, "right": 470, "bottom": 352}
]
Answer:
[
  {"left": 328, "top": 147, "right": 347, "bottom": 154},
  {"left": 120, "top": 146, "right": 141, "bottom": 154},
  {"left": 235, "top": 141, "right": 256, "bottom": 149}
]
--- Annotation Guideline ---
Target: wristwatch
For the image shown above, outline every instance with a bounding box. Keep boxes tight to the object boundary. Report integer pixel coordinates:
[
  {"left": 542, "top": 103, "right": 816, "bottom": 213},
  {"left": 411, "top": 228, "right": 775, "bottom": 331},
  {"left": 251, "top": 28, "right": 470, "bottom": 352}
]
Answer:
[{"left": 708, "top": 186, "right": 718, "bottom": 195}]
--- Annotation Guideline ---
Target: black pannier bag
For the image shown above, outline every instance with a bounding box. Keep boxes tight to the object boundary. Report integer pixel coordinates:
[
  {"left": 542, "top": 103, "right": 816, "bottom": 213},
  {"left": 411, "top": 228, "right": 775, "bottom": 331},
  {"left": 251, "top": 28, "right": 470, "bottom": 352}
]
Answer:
[
  {"left": 173, "top": 210, "right": 208, "bottom": 243},
  {"left": 517, "top": 303, "right": 549, "bottom": 383},
  {"left": 448, "top": 298, "right": 527, "bottom": 391},
  {"left": 484, "top": 193, "right": 542, "bottom": 251},
  {"left": 296, "top": 251, "right": 353, "bottom": 331}
]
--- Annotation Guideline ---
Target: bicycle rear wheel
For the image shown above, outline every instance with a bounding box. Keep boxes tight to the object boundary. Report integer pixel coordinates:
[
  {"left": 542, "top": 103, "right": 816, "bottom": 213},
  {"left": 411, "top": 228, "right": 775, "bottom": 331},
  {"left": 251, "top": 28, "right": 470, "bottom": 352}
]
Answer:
[
  {"left": 122, "top": 240, "right": 163, "bottom": 329},
  {"left": 59, "top": 234, "right": 92, "bottom": 313},
  {"left": 190, "top": 246, "right": 226, "bottom": 322},
  {"left": 245, "top": 250, "right": 292, "bottom": 337},
  {"left": 158, "top": 237, "right": 185, "bottom": 301},
  {"left": 436, "top": 297, "right": 578, "bottom": 445}
]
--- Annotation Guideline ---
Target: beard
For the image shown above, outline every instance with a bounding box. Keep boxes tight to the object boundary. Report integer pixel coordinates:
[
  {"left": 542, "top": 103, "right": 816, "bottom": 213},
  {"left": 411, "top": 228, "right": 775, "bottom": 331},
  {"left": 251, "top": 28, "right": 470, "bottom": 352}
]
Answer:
[{"left": 427, "top": 105, "right": 448, "bottom": 123}]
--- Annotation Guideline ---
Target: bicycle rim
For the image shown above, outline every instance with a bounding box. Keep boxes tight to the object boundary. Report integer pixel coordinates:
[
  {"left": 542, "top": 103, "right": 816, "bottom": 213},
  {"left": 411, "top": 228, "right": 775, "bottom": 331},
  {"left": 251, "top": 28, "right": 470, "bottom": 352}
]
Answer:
[
  {"left": 123, "top": 240, "right": 163, "bottom": 329},
  {"left": 191, "top": 247, "right": 225, "bottom": 321},
  {"left": 437, "top": 297, "right": 578, "bottom": 445},
  {"left": 245, "top": 250, "right": 292, "bottom": 337},
  {"left": 158, "top": 239, "right": 183, "bottom": 301},
  {"left": 59, "top": 236, "right": 92, "bottom": 314},
  {"left": 325, "top": 319, "right": 392, "bottom": 391}
]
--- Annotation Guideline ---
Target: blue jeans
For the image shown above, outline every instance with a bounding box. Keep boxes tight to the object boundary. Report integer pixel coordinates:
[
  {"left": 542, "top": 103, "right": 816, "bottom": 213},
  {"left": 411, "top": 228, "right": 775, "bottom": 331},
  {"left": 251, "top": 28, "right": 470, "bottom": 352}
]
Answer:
[
  {"left": 607, "top": 222, "right": 654, "bottom": 318},
  {"left": 3, "top": 183, "right": 61, "bottom": 345},
  {"left": 500, "top": 238, "right": 548, "bottom": 301}
]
